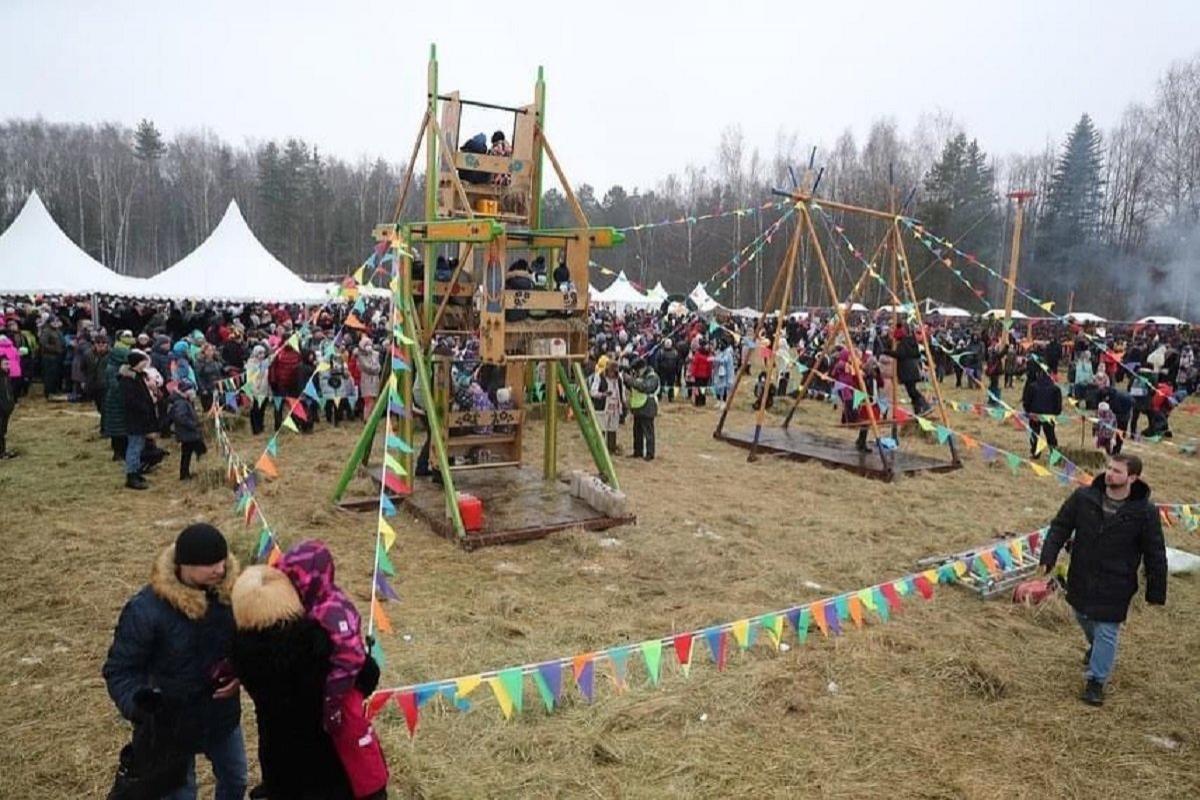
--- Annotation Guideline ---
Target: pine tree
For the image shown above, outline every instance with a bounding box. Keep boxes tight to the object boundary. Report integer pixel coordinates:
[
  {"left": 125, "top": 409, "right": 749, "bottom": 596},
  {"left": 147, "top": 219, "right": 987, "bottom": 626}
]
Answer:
[
  {"left": 917, "top": 134, "right": 998, "bottom": 304},
  {"left": 256, "top": 141, "right": 288, "bottom": 255},
  {"left": 1036, "top": 114, "right": 1105, "bottom": 265},
  {"left": 133, "top": 119, "right": 166, "bottom": 162}
]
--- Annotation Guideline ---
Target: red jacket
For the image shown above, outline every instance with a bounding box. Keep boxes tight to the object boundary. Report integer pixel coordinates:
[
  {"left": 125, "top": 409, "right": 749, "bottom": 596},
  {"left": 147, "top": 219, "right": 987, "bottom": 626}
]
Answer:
[
  {"left": 691, "top": 350, "right": 713, "bottom": 381},
  {"left": 269, "top": 347, "right": 303, "bottom": 394}
]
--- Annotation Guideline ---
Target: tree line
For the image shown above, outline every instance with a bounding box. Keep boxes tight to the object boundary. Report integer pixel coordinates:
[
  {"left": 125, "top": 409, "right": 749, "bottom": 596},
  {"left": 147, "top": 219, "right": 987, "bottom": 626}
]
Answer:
[{"left": 0, "top": 53, "right": 1197, "bottom": 319}]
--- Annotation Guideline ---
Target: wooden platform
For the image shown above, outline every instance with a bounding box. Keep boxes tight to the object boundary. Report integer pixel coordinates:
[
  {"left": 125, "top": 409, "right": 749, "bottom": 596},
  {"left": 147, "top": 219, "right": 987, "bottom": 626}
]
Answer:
[
  {"left": 716, "top": 427, "right": 960, "bottom": 480},
  {"left": 342, "top": 465, "right": 635, "bottom": 549}
]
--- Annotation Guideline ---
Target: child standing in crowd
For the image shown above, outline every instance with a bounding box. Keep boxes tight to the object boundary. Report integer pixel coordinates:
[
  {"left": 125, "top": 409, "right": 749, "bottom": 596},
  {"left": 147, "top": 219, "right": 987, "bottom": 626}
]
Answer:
[
  {"left": 168, "top": 379, "right": 207, "bottom": 480},
  {"left": 1094, "top": 401, "right": 1118, "bottom": 455}
]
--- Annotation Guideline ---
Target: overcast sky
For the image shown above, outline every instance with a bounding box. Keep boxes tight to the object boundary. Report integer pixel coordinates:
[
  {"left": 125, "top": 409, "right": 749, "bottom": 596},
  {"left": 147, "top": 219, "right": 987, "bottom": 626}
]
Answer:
[{"left": 3, "top": 0, "right": 1199, "bottom": 191}]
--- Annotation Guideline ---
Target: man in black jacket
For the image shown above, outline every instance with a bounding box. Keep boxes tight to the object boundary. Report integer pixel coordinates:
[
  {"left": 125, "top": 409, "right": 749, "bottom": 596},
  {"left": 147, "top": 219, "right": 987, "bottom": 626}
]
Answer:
[
  {"left": 119, "top": 350, "right": 158, "bottom": 490},
  {"left": 103, "top": 524, "right": 246, "bottom": 799},
  {"left": 1021, "top": 363, "right": 1063, "bottom": 457},
  {"left": 1037, "top": 455, "right": 1167, "bottom": 706}
]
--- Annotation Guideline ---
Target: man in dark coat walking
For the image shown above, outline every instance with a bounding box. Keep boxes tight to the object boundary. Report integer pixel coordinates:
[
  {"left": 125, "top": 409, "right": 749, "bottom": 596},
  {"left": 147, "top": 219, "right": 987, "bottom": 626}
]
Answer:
[
  {"left": 103, "top": 524, "right": 246, "bottom": 799},
  {"left": 1021, "top": 362, "right": 1063, "bottom": 457},
  {"left": 1037, "top": 454, "right": 1167, "bottom": 706}
]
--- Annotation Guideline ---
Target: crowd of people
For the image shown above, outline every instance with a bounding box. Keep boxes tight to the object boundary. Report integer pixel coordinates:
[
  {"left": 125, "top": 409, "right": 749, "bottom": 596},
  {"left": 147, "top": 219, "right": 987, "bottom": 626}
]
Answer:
[{"left": 0, "top": 294, "right": 1195, "bottom": 483}]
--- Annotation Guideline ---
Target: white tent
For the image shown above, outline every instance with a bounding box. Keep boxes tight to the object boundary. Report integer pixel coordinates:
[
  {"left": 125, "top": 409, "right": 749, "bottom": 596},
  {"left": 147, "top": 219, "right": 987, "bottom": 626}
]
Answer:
[
  {"left": 876, "top": 303, "right": 914, "bottom": 315},
  {"left": 1136, "top": 315, "right": 1189, "bottom": 326},
  {"left": 836, "top": 302, "right": 869, "bottom": 313},
  {"left": 138, "top": 201, "right": 323, "bottom": 303},
  {"left": 731, "top": 306, "right": 763, "bottom": 319},
  {"left": 594, "top": 271, "right": 658, "bottom": 312},
  {"left": 929, "top": 306, "right": 972, "bottom": 318},
  {"left": 1067, "top": 312, "right": 1106, "bottom": 323},
  {"left": 0, "top": 191, "right": 139, "bottom": 296},
  {"left": 647, "top": 281, "right": 669, "bottom": 302},
  {"left": 982, "top": 308, "right": 1029, "bottom": 320}
]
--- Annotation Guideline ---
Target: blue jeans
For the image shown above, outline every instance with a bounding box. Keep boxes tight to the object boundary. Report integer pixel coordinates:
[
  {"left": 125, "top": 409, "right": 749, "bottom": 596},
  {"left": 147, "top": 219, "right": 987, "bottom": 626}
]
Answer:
[
  {"left": 1075, "top": 610, "right": 1121, "bottom": 684},
  {"left": 165, "top": 725, "right": 247, "bottom": 800},
  {"left": 124, "top": 434, "right": 146, "bottom": 476}
]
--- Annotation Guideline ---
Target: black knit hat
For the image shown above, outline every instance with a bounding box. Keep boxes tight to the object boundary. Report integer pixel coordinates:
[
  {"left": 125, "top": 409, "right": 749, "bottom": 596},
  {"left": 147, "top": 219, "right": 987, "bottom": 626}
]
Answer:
[
  {"left": 175, "top": 523, "right": 229, "bottom": 566},
  {"left": 127, "top": 349, "right": 149, "bottom": 367}
]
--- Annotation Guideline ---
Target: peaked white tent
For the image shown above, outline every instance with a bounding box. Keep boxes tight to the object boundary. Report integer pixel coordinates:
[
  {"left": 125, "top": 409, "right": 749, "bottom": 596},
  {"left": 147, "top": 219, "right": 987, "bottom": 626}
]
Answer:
[
  {"left": 1136, "top": 315, "right": 1188, "bottom": 326},
  {"left": 1067, "top": 312, "right": 1106, "bottom": 323},
  {"left": 594, "top": 271, "right": 658, "bottom": 312},
  {"left": 929, "top": 306, "right": 972, "bottom": 318},
  {"left": 647, "top": 281, "right": 669, "bottom": 302},
  {"left": 0, "top": 191, "right": 139, "bottom": 296},
  {"left": 982, "top": 308, "right": 1029, "bottom": 320},
  {"left": 139, "top": 201, "right": 323, "bottom": 303}
]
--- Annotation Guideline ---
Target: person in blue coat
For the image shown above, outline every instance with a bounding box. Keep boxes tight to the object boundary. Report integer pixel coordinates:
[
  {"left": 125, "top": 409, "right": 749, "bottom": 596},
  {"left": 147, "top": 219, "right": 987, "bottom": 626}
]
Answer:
[{"left": 103, "top": 524, "right": 246, "bottom": 800}]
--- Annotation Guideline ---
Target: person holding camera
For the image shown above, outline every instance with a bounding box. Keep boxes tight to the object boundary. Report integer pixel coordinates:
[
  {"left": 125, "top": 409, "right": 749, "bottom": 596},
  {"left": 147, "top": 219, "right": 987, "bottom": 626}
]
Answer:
[
  {"left": 625, "top": 357, "right": 660, "bottom": 461},
  {"left": 103, "top": 524, "right": 246, "bottom": 799}
]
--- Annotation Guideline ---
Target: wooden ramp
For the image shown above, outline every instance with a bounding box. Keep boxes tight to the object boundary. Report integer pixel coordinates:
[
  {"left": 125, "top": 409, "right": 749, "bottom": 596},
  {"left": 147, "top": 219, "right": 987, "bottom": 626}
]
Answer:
[
  {"left": 717, "top": 427, "right": 959, "bottom": 480},
  {"left": 343, "top": 466, "right": 635, "bottom": 550}
]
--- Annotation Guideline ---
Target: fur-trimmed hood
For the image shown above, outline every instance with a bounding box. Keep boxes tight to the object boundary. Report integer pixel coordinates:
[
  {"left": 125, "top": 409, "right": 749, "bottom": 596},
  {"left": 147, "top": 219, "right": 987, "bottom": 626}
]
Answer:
[
  {"left": 150, "top": 545, "right": 240, "bottom": 621},
  {"left": 232, "top": 565, "right": 303, "bottom": 631}
]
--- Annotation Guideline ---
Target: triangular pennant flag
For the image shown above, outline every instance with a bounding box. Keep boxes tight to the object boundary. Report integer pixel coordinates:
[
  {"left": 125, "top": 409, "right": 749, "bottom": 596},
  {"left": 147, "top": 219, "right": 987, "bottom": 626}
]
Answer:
[
  {"left": 281, "top": 416, "right": 299, "bottom": 433},
  {"left": 377, "top": 542, "right": 396, "bottom": 576},
  {"left": 365, "top": 690, "right": 393, "bottom": 721},
  {"left": 935, "top": 425, "right": 952, "bottom": 445},
  {"left": 573, "top": 654, "right": 595, "bottom": 702},
  {"left": 1029, "top": 461, "right": 1052, "bottom": 478},
  {"left": 533, "top": 662, "right": 563, "bottom": 712},
  {"left": 872, "top": 586, "right": 890, "bottom": 622},
  {"left": 672, "top": 634, "right": 694, "bottom": 676},
  {"left": 370, "top": 636, "right": 386, "bottom": 670},
  {"left": 255, "top": 529, "right": 272, "bottom": 560},
  {"left": 824, "top": 601, "right": 842, "bottom": 636},
  {"left": 730, "top": 619, "right": 751, "bottom": 651},
  {"left": 379, "top": 518, "right": 397, "bottom": 552},
  {"left": 641, "top": 640, "right": 664, "bottom": 685},
  {"left": 386, "top": 434, "right": 415, "bottom": 454},
  {"left": 608, "top": 646, "right": 631, "bottom": 690},
  {"left": 371, "top": 597, "right": 392, "bottom": 633},
  {"left": 498, "top": 667, "right": 524, "bottom": 715},
  {"left": 384, "top": 453, "right": 408, "bottom": 476},
  {"left": 789, "top": 607, "right": 811, "bottom": 644},
  {"left": 760, "top": 614, "right": 783, "bottom": 650},
  {"left": 880, "top": 583, "right": 903, "bottom": 615},
  {"left": 266, "top": 437, "right": 278, "bottom": 456},
  {"left": 380, "top": 495, "right": 398, "bottom": 518},
  {"left": 291, "top": 399, "right": 309, "bottom": 421},
  {"left": 704, "top": 628, "right": 729, "bottom": 670},
  {"left": 913, "top": 574, "right": 935, "bottom": 600},
  {"left": 810, "top": 602, "right": 828, "bottom": 637},
  {"left": 303, "top": 382, "right": 321, "bottom": 401},
  {"left": 255, "top": 453, "right": 279, "bottom": 480},
  {"left": 848, "top": 594, "right": 864, "bottom": 628},
  {"left": 374, "top": 571, "right": 400, "bottom": 602},
  {"left": 487, "top": 676, "right": 514, "bottom": 719},
  {"left": 1005, "top": 452, "right": 1023, "bottom": 474},
  {"left": 396, "top": 691, "right": 419, "bottom": 737}
]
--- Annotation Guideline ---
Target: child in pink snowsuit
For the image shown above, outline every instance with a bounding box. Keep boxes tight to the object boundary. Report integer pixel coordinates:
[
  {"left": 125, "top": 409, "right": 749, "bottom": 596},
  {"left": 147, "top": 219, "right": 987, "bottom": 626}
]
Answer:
[{"left": 280, "top": 540, "right": 387, "bottom": 798}]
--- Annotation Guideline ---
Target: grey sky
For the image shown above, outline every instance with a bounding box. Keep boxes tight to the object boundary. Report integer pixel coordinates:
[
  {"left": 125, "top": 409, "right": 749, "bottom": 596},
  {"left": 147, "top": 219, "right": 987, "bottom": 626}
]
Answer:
[{"left": 3, "top": 0, "right": 1198, "bottom": 191}]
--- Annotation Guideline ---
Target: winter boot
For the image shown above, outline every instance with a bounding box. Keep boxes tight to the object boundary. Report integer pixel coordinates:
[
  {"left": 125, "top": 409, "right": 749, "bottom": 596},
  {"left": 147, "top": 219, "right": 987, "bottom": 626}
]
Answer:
[
  {"left": 1081, "top": 679, "right": 1104, "bottom": 706},
  {"left": 125, "top": 474, "right": 149, "bottom": 491}
]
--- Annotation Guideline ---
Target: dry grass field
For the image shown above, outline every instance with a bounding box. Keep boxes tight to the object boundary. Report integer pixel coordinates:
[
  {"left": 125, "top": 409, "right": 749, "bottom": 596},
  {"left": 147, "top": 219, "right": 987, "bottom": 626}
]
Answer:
[{"left": 1, "top": 385, "right": 1198, "bottom": 799}]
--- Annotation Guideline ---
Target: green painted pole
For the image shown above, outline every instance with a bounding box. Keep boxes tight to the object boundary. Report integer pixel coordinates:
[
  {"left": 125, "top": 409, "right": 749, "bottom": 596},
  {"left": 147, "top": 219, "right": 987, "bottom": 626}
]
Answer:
[
  {"left": 543, "top": 360, "right": 558, "bottom": 480},
  {"left": 330, "top": 389, "right": 387, "bottom": 503},
  {"left": 424, "top": 44, "right": 438, "bottom": 334},
  {"left": 403, "top": 292, "right": 466, "bottom": 540},
  {"left": 564, "top": 362, "right": 620, "bottom": 490}
]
